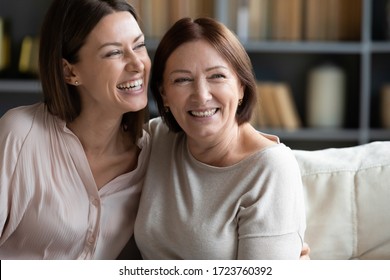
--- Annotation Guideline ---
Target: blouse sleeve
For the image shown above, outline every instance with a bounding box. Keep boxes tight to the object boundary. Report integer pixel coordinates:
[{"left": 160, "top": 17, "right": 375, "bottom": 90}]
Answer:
[{"left": 0, "top": 107, "right": 34, "bottom": 245}]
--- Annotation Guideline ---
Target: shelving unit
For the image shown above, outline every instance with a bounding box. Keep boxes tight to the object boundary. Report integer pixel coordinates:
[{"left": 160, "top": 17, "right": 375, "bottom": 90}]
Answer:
[
  {"left": 213, "top": 0, "right": 390, "bottom": 150},
  {"left": 0, "top": 0, "right": 48, "bottom": 116},
  {"left": 1, "top": 0, "right": 390, "bottom": 150}
]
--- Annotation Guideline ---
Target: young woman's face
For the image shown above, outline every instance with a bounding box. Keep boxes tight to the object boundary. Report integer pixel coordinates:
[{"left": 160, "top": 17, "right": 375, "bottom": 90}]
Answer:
[
  {"left": 162, "top": 39, "right": 244, "bottom": 142},
  {"left": 68, "top": 11, "right": 150, "bottom": 117}
]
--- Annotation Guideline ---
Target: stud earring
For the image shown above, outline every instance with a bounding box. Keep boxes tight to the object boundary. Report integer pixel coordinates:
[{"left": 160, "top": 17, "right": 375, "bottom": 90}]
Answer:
[
  {"left": 164, "top": 106, "right": 170, "bottom": 113},
  {"left": 74, "top": 81, "right": 79, "bottom": 86},
  {"left": 238, "top": 99, "right": 243, "bottom": 106}
]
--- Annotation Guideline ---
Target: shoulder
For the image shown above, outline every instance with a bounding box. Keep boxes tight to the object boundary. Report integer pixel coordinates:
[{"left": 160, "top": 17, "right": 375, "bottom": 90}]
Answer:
[
  {"left": 0, "top": 104, "right": 46, "bottom": 189},
  {"left": 0, "top": 103, "right": 44, "bottom": 141},
  {"left": 259, "top": 143, "right": 301, "bottom": 175},
  {"left": 145, "top": 117, "right": 169, "bottom": 135},
  {"left": 144, "top": 117, "right": 187, "bottom": 159},
  {"left": 145, "top": 117, "right": 179, "bottom": 145},
  {"left": 262, "top": 143, "right": 297, "bottom": 162}
]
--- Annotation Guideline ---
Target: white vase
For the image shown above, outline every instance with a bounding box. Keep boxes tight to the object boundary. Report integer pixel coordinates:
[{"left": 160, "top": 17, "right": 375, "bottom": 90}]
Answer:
[{"left": 307, "top": 64, "right": 346, "bottom": 128}]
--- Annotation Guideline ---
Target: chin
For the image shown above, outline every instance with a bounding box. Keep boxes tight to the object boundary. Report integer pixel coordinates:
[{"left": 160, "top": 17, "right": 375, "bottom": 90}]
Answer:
[{"left": 128, "top": 99, "right": 148, "bottom": 112}]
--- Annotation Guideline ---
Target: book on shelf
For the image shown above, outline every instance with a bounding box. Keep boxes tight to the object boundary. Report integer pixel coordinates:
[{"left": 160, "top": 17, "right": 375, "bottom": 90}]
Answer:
[
  {"left": 248, "top": 0, "right": 269, "bottom": 41},
  {"left": 236, "top": 0, "right": 249, "bottom": 41},
  {"left": 253, "top": 81, "right": 301, "bottom": 130},
  {"left": 0, "top": 17, "right": 11, "bottom": 72},
  {"left": 150, "top": 0, "right": 170, "bottom": 38},
  {"left": 381, "top": 84, "right": 390, "bottom": 129},
  {"left": 170, "top": 0, "right": 214, "bottom": 25},
  {"left": 257, "top": 82, "right": 282, "bottom": 128},
  {"left": 235, "top": 0, "right": 270, "bottom": 41},
  {"left": 18, "top": 36, "right": 39, "bottom": 76},
  {"left": 304, "top": 0, "right": 361, "bottom": 41},
  {"left": 137, "top": 0, "right": 215, "bottom": 39},
  {"left": 272, "top": 83, "right": 302, "bottom": 130},
  {"left": 270, "top": 0, "right": 303, "bottom": 41}
]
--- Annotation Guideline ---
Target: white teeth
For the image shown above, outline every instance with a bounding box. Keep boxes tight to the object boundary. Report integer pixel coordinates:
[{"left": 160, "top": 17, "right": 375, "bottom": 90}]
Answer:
[
  {"left": 190, "top": 109, "right": 217, "bottom": 117},
  {"left": 117, "top": 79, "right": 143, "bottom": 90}
]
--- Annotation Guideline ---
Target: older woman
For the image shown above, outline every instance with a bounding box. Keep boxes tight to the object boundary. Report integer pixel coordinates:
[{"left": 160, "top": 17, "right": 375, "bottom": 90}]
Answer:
[{"left": 135, "top": 17, "right": 306, "bottom": 259}]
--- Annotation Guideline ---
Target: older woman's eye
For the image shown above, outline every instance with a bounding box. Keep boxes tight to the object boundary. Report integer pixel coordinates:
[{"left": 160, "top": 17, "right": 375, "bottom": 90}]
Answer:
[
  {"left": 210, "top": 73, "right": 226, "bottom": 79},
  {"left": 174, "top": 77, "right": 192, "bottom": 83}
]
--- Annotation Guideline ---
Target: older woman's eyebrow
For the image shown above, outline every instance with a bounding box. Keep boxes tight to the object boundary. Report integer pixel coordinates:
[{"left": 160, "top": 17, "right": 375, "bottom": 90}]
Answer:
[
  {"left": 205, "top": 66, "right": 228, "bottom": 72},
  {"left": 168, "top": 69, "right": 191, "bottom": 75}
]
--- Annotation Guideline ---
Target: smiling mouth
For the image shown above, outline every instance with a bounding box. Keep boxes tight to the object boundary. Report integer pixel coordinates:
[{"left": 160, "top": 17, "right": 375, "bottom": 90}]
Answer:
[
  {"left": 189, "top": 108, "right": 218, "bottom": 117},
  {"left": 117, "top": 79, "right": 143, "bottom": 91}
]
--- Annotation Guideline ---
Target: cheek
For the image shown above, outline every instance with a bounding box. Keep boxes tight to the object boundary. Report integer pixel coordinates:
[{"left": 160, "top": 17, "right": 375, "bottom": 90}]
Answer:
[
  {"left": 166, "top": 93, "right": 185, "bottom": 108},
  {"left": 144, "top": 57, "right": 152, "bottom": 74},
  {"left": 163, "top": 91, "right": 187, "bottom": 112},
  {"left": 162, "top": 86, "right": 183, "bottom": 106}
]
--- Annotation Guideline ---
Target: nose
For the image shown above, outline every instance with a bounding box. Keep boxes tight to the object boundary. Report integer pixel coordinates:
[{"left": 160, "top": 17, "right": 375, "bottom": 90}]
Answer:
[
  {"left": 192, "top": 78, "right": 212, "bottom": 104},
  {"left": 125, "top": 51, "right": 145, "bottom": 73}
]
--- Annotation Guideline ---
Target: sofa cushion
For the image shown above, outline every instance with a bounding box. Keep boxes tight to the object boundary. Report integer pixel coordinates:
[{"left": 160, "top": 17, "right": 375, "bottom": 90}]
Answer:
[{"left": 293, "top": 141, "right": 390, "bottom": 259}]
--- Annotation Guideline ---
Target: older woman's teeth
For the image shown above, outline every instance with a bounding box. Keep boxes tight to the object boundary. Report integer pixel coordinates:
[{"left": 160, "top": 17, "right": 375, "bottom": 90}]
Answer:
[
  {"left": 190, "top": 109, "right": 217, "bottom": 117},
  {"left": 117, "top": 79, "right": 143, "bottom": 90}
]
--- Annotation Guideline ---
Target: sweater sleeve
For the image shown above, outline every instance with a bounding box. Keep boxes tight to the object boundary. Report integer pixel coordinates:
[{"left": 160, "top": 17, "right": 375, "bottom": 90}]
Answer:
[{"left": 236, "top": 146, "right": 306, "bottom": 259}]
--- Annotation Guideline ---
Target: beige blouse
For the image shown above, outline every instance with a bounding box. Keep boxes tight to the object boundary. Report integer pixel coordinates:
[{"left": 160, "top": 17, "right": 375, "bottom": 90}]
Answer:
[{"left": 0, "top": 103, "right": 150, "bottom": 259}]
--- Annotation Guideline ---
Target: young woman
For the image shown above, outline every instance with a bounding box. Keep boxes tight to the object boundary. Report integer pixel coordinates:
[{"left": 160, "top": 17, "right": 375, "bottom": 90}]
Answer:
[{"left": 0, "top": 0, "right": 150, "bottom": 259}]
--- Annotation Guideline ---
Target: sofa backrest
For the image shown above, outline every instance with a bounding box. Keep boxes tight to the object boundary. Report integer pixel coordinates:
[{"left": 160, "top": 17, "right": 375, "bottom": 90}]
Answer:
[{"left": 293, "top": 141, "right": 390, "bottom": 260}]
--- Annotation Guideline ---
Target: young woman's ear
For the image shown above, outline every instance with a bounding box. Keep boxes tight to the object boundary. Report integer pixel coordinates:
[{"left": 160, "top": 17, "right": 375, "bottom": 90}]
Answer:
[{"left": 62, "top": 58, "right": 80, "bottom": 86}]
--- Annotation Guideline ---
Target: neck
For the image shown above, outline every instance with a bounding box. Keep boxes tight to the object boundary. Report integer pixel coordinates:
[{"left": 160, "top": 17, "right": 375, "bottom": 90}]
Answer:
[
  {"left": 68, "top": 114, "right": 132, "bottom": 157},
  {"left": 187, "top": 124, "right": 243, "bottom": 167}
]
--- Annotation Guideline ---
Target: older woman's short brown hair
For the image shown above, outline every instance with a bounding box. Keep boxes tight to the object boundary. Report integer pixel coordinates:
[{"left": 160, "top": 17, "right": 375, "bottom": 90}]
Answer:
[
  {"left": 150, "top": 17, "right": 257, "bottom": 132},
  {"left": 39, "top": 0, "right": 146, "bottom": 142}
]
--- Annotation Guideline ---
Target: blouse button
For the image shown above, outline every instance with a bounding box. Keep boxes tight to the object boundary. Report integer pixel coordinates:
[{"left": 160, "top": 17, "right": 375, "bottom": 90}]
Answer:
[
  {"left": 91, "top": 198, "right": 99, "bottom": 206},
  {"left": 88, "top": 235, "right": 95, "bottom": 244}
]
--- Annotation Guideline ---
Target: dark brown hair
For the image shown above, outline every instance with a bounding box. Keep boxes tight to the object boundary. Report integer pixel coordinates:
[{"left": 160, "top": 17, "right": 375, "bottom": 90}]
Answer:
[
  {"left": 39, "top": 0, "right": 147, "bottom": 142},
  {"left": 150, "top": 17, "right": 257, "bottom": 132}
]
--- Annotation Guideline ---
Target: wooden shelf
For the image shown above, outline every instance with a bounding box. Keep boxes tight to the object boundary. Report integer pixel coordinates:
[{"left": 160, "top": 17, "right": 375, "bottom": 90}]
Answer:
[
  {"left": 0, "top": 79, "right": 41, "bottom": 94},
  {"left": 243, "top": 41, "right": 364, "bottom": 54}
]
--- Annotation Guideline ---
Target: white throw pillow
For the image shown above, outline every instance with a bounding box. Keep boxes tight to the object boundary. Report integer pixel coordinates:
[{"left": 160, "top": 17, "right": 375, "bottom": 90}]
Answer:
[{"left": 294, "top": 141, "right": 390, "bottom": 260}]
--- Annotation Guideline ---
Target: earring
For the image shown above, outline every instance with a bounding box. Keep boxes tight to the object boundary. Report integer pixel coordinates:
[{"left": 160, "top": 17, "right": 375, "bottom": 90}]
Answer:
[
  {"left": 74, "top": 81, "right": 79, "bottom": 86},
  {"left": 164, "top": 106, "right": 170, "bottom": 113},
  {"left": 238, "top": 99, "right": 243, "bottom": 106}
]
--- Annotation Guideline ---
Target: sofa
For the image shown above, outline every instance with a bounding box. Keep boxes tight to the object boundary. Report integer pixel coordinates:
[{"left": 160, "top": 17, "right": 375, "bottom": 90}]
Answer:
[{"left": 293, "top": 141, "right": 390, "bottom": 260}]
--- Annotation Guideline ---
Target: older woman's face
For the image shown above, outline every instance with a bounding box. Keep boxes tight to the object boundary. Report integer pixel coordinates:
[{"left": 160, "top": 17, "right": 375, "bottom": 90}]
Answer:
[{"left": 162, "top": 39, "right": 244, "bottom": 143}]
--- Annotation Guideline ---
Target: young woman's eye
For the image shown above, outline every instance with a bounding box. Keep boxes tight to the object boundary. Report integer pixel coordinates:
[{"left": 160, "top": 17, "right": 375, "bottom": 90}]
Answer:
[
  {"left": 134, "top": 42, "right": 146, "bottom": 50},
  {"left": 105, "top": 50, "right": 122, "bottom": 57}
]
